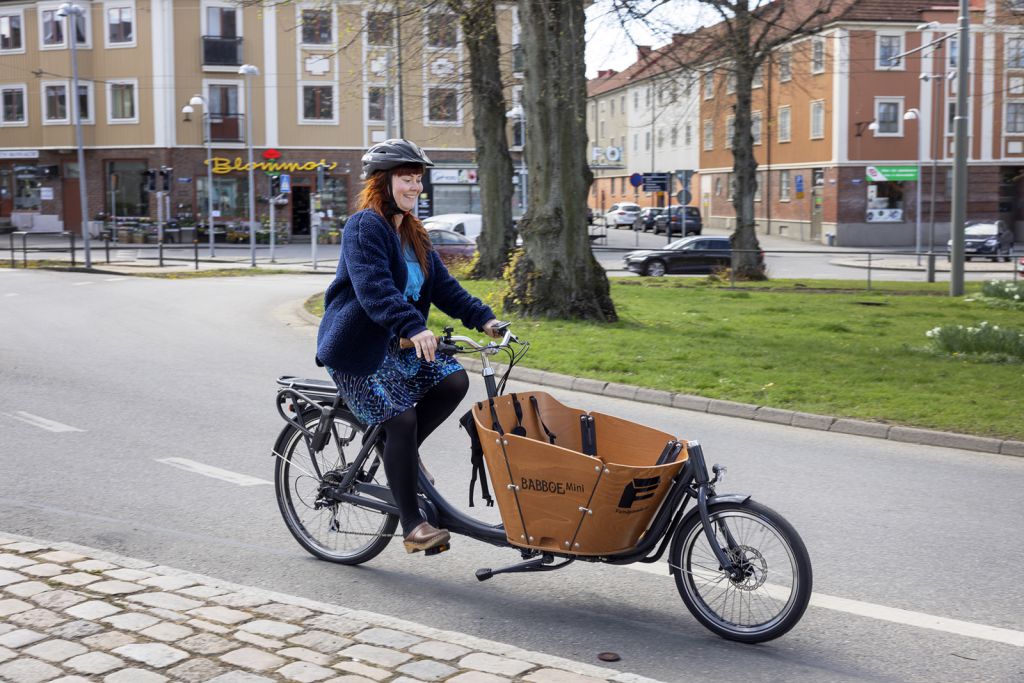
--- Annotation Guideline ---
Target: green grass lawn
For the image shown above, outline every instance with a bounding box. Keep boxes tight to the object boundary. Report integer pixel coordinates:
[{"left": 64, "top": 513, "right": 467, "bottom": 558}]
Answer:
[{"left": 310, "top": 278, "right": 1024, "bottom": 440}]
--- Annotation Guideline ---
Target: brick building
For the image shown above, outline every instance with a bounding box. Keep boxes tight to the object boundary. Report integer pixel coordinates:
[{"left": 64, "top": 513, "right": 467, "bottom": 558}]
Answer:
[{"left": 0, "top": 0, "right": 521, "bottom": 236}]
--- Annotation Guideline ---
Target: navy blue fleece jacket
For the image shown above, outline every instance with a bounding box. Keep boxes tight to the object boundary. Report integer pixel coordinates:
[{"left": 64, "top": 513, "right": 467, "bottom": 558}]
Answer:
[{"left": 316, "top": 208, "right": 496, "bottom": 376}]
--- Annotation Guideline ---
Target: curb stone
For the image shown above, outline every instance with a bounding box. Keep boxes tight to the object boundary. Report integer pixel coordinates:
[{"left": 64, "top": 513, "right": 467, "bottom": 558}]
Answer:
[
  {"left": 294, "top": 302, "right": 1024, "bottom": 458},
  {"left": 0, "top": 533, "right": 667, "bottom": 683}
]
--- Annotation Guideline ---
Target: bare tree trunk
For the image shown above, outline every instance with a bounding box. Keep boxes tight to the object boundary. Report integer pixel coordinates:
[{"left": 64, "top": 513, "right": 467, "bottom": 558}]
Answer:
[
  {"left": 504, "top": 0, "right": 616, "bottom": 320},
  {"left": 455, "top": 0, "right": 516, "bottom": 278}
]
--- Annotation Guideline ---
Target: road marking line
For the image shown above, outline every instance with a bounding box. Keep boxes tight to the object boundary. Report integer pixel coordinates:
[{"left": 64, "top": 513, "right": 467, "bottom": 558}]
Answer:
[
  {"left": 104, "top": 277, "right": 127, "bottom": 282},
  {"left": 156, "top": 458, "right": 272, "bottom": 487},
  {"left": 1, "top": 411, "right": 84, "bottom": 433},
  {"left": 626, "top": 562, "right": 1024, "bottom": 647},
  {"left": 4, "top": 293, "right": 17, "bottom": 297},
  {"left": 72, "top": 281, "right": 94, "bottom": 286}
]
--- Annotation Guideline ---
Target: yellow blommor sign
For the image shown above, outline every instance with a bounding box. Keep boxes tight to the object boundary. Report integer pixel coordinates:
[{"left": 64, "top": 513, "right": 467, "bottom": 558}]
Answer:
[{"left": 205, "top": 157, "right": 339, "bottom": 175}]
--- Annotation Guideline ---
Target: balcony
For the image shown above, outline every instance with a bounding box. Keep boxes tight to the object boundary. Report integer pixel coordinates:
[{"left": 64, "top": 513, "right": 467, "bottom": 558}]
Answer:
[
  {"left": 206, "top": 113, "right": 244, "bottom": 143},
  {"left": 202, "top": 35, "right": 243, "bottom": 66}
]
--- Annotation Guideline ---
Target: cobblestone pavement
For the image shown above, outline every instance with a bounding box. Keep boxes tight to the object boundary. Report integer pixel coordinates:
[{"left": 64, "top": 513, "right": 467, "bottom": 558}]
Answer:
[{"left": 0, "top": 534, "right": 663, "bottom": 683}]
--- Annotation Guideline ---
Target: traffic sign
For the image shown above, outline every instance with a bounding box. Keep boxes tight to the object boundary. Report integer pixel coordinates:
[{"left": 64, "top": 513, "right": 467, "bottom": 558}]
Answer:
[
  {"left": 677, "top": 189, "right": 691, "bottom": 205},
  {"left": 280, "top": 174, "right": 292, "bottom": 193},
  {"left": 629, "top": 173, "right": 644, "bottom": 188},
  {"left": 642, "top": 172, "right": 670, "bottom": 192}
]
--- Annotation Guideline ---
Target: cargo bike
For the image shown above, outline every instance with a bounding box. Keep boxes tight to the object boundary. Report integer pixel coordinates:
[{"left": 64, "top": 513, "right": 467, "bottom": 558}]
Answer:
[{"left": 273, "top": 324, "right": 812, "bottom": 643}]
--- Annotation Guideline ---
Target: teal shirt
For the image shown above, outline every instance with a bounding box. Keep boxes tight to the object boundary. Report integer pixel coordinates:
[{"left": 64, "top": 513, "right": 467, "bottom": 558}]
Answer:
[{"left": 403, "top": 245, "right": 424, "bottom": 301}]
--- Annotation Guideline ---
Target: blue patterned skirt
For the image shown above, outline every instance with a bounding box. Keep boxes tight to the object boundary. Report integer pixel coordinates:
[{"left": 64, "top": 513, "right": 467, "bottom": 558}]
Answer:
[{"left": 327, "top": 340, "right": 464, "bottom": 426}]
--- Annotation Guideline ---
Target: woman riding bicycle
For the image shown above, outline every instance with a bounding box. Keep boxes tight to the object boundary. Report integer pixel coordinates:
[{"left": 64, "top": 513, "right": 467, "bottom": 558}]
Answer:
[{"left": 316, "top": 138, "right": 502, "bottom": 554}]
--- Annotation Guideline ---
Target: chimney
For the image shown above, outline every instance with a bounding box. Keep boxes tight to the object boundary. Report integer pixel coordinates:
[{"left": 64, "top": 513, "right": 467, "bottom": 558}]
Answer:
[
  {"left": 637, "top": 45, "right": 652, "bottom": 60},
  {"left": 597, "top": 69, "right": 618, "bottom": 79}
]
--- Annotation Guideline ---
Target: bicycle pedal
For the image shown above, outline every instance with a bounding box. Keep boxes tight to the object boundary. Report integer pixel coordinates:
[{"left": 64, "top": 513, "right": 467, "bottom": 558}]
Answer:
[{"left": 424, "top": 543, "right": 450, "bottom": 556}]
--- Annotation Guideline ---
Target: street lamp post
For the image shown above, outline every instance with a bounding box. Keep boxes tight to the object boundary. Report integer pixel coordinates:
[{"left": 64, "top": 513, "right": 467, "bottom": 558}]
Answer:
[
  {"left": 58, "top": 3, "right": 90, "bottom": 268},
  {"left": 904, "top": 108, "right": 923, "bottom": 265},
  {"left": 239, "top": 64, "right": 260, "bottom": 268},
  {"left": 949, "top": 0, "right": 970, "bottom": 296},
  {"left": 506, "top": 105, "right": 527, "bottom": 216},
  {"left": 182, "top": 95, "right": 216, "bottom": 257}
]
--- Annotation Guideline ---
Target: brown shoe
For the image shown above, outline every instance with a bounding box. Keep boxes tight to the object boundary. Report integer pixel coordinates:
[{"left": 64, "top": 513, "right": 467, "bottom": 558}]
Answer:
[{"left": 403, "top": 522, "right": 450, "bottom": 554}]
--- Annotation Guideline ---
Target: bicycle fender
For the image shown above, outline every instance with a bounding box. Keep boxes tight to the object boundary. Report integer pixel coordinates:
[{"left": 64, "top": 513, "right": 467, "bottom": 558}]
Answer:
[{"left": 707, "top": 493, "right": 752, "bottom": 506}]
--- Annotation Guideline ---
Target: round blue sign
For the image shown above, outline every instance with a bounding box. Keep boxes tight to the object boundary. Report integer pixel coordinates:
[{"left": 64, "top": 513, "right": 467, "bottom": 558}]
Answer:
[{"left": 629, "top": 173, "right": 644, "bottom": 188}]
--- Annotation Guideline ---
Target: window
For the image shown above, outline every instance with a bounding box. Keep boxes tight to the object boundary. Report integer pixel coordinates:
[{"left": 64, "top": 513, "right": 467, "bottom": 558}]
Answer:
[
  {"left": 367, "top": 11, "right": 392, "bottom": 46},
  {"left": 703, "top": 71, "right": 714, "bottom": 99},
  {"left": 670, "top": 126, "right": 678, "bottom": 146},
  {"left": 684, "top": 123, "right": 692, "bottom": 146},
  {"left": 199, "top": 175, "right": 249, "bottom": 219},
  {"left": 1010, "top": 76, "right": 1024, "bottom": 96},
  {"left": 947, "top": 38, "right": 958, "bottom": 68},
  {"left": 633, "top": 133, "right": 638, "bottom": 151},
  {"left": 302, "top": 85, "right": 333, "bottom": 121},
  {"left": 108, "top": 81, "right": 137, "bottom": 122},
  {"left": 727, "top": 173, "right": 735, "bottom": 200},
  {"left": 43, "top": 83, "right": 67, "bottom": 122},
  {"left": 301, "top": 9, "right": 331, "bottom": 45},
  {"left": 753, "top": 64, "right": 765, "bottom": 88},
  {"left": 1008, "top": 37, "right": 1024, "bottom": 69},
  {"left": 779, "top": 170, "right": 791, "bottom": 201},
  {"left": 1007, "top": 103, "right": 1024, "bottom": 134},
  {"left": 1, "top": 85, "right": 26, "bottom": 124},
  {"left": 877, "top": 34, "right": 903, "bottom": 69},
  {"left": 779, "top": 50, "right": 792, "bottom": 81},
  {"left": 107, "top": 6, "right": 133, "bottom": 45},
  {"left": 947, "top": 100, "right": 957, "bottom": 135},
  {"left": 0, "top": 13, "right": 22, "bottom": 51},
  {"left": 426, "top": 12, "right": 457, "bottom": 48},
  {"left": 645, "top": 131, "right": 650, "bottom": 151},
  {"left": 752, "top": 111, "right": 762, "bottom": 145},
  {"left": 633, "top": 91, "right": 638, "bottom": 109},
  {"left": 874, "top": 98, "right": 903, "bottom": 136},
  {"left": 725, "top": 116, "right": 735, "bottom": 149},
  {"left": 609, "top": 99, "right": 614, "bottom": 116},
  {"left": 645, "top": 87, "right": 651, "bottom": 107},
  {"left": 427, "top": 87, "right": 458, "bottom": 123},
  {"left": 41, "top": 9, "right": 63, "bottom": 46},
  {"left": 107, "top": 160, "right": 149, "bottom": 216},
  {"left": 726, "top": 70, "right": 736, "bottom": 94},
  {"left": 75, "top": 83, "right": 92, "bottom": 123},
  {"left": 811, "top": 38, "right": 825, "bottom": 74},
  {"left": 778, "top": 105, "right": 791, "bottom": 142},
  {"left": 367, "top": 86, "right": 386, "bottom": 121},
  {"left": 810, "top": 100, "right": 825, "bottom": 139},
  {"left": 703, "top": 120, "right": 713, "bottom": 150},
  {"left": 599, "top": 120, "right": 605, "bottom": 137},
  {"left": 206, "top": 6, "right": 237, "bottom": 38},
  {"left": 755, "top": 172, "right": 763, "bottom": 201},
  {"left": 620, "top": 95, "right": 625, "bottom": 112}
]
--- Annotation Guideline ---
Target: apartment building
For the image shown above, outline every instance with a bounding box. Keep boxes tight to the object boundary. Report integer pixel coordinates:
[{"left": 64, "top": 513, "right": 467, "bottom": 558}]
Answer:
[
  {"left": 586, "top": 42, "right": 700, "bottom": 213},
  {"left": 0, "top": 0, "right": 520, "bottom": 235},
  {"left": 699, "top": 0, "right": 1024, "bottom": 246}
]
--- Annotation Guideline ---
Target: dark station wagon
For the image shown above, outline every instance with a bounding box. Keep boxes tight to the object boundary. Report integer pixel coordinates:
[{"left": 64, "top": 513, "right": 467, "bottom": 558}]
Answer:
[{"left": 623, "top": 235, "right": 758, "bottom": 276}]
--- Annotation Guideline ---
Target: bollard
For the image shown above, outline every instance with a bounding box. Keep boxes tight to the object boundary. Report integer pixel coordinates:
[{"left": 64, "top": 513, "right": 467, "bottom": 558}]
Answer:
[
  {"left": 104, "top": 236, "right": 111, "bottom": 264},
  {"left": 8, "top": 232, "right": 14, "bottom": 268},
  {"left": 866, "top": 252, "right": 872, "bottom": 291},
  {"left": 70, "top": 232, "right": 76, "bottom": 268},
  {"left": 21, "top": 232, "right": 27, "bottom": 268},
  {"left": 158, "top": 240, "right": 164, "bottom": 268},
  {"left": 926, "top": 253, "right": 936, "bottom": 283},
  {"left": 194, "top": 239, "right": 199, "bottom": 271}
]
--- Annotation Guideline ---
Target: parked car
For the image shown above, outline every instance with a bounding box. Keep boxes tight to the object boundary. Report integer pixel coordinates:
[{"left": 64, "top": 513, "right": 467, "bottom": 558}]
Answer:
[
  {"left": 1018, "top": 256, "right": 1024, "bottom": 276},
  {"left": 422, "top": 213, "right": 482, "bottom": 242},
  {"left": 427, "top": 228, "right": 476, "bottom": 265},
  {"left": 623, "top": 235, "right": 762, "bottom": 276},
  {"left": 639, "top": 207, "right": 663, "bottom": 232},
  {"left": 604, "top": 202, "right": 642, "bottom": 228},
  {"left": 654, "top": 206, "right": 703, "bottom": 236},
  {"left": 946, "top": 220, "right": 1014, "bottom": 261}
]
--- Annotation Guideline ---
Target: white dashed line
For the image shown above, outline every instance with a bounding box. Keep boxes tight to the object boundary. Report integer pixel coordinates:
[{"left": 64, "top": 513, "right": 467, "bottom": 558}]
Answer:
[
  {"left": 155, "top": 458, "right": 272, "bottom": 487},
  {"left": 1, "top": 411, "right": 85, "bottom": 433},
  {"left": 4, "top": 293, "right": 17, "bottom": 297},
  {"left": 626, "top": 561, "right": 1023, "bottom": 647},
  {"left": 104, "top": 277, "right": 127, "bottom": 282},
  {"left": 72, "top": 281, "right": 94, "bottom": 286}
]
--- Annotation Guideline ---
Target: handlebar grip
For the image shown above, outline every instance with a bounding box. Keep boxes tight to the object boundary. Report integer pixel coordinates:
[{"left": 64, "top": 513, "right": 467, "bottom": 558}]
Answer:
[{"left": 398, "top": 335, "right": 440, "bottom": 350}]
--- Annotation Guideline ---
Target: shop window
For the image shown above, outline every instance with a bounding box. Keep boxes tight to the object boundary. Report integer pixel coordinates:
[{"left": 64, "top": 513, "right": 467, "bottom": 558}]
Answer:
[
  {"left": 1, "top": 86, "right": 26, "bottom": 124},
  {"left": 107, "top": 6, "right": 133, "bottom": 45},
  {"left": 426, "top": 12, "right": 457, "bottom": 48},
  {"left": 301, "top": 9, "right": 331, "bottom": 45},
  {"left": 15, "top": 168, "right": 41, "bottom": 210},
  {"left": 367, "top": 86, "right": 386, "bottom": 121},
  {"left": 198, "top": 176, "right": 249, "bottom": 219},
  {"left": 320, "top": 176, "right": 348, "bottom": 221},
  {"left": 427, "top": 87, "right": 458, "bottom": 123},
  {"left": 367, "top": 11, "right": 392, "bottom": 46},
  {"left": 302, "top": 85, "right": 334, "bottom": 121},
  {"left": 106, "top": 160, "right": 149, "bottom": 217},
  {"left": 0, "top": 13, "right": 22, "bottom": 51}
]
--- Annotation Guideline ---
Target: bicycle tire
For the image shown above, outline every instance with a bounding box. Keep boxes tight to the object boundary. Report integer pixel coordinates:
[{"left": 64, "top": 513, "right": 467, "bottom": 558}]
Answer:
[
  {"left": 274, "top": 410, "right": 398, "bottom": 564},
  {"left": 669, "top": 499, "right": 812, "bottom": 643}
]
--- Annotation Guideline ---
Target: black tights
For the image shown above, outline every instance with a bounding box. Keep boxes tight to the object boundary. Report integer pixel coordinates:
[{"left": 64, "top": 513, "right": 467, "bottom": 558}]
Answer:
[{"left": 381, "top": 370, "right": 469, "bottom": 534}]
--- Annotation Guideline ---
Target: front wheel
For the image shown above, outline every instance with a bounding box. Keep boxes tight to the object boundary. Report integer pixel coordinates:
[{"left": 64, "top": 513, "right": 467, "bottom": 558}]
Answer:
[
  {"left": 644, "top": 259, "right": 667, "bottom": 277},
  {"left": 274, "top": 410, "right": 398, "bottom": 564},
  {"left": 669, "top": 499, "right": 812, "bottom": 643}
]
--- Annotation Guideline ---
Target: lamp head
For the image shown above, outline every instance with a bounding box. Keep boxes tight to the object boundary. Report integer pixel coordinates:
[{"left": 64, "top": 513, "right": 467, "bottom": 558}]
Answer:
[
  {"left": 867, "top": 121, "right": 878, "bottom": 131},
  {"left": 188, "top": 95, "right": 204, "bottom": 107},
  {"left": 238, "top": 64, "right": 260, "bottom": 76},
  {"left": 903, "top": 108, "right": 920, "bottom": 121}
]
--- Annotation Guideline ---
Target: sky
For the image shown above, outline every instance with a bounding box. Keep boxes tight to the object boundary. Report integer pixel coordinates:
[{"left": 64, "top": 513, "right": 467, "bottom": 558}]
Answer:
[{"left": 584, "top": 0, "right": 707, "bottom": 78}]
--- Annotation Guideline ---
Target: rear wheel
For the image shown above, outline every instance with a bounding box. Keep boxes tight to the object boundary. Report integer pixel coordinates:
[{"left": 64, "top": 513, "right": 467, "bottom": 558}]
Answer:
[
  {"left": 274, "top": 411, "right": 397, "bottom": 564},
  {"left": 644, "top": 259, "right": 667, "bottom": 277},
  {"left": 670, "top": 499, "right": 812, "bottom": 643}
]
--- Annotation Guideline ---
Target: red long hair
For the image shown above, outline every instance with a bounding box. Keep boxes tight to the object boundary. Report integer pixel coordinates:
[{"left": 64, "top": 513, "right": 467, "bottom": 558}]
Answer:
[{"left": 357, "top": 165, "right": 431, "bottom": 275}]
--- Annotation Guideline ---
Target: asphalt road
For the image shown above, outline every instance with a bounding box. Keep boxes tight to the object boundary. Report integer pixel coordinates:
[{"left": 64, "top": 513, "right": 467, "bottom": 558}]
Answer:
[{"left": 1, "top": 269, "right": 1022, "bottom": 682}]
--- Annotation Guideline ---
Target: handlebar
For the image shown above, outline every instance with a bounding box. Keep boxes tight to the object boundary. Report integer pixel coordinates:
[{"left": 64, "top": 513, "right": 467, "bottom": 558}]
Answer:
[{"left": 398, "top": 322, "right": 518, "bottom": 356}]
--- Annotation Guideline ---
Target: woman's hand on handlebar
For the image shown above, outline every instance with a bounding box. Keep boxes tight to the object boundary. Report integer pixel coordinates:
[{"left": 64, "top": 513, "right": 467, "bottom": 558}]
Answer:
[
  {"left": 409, "top": 329, "right": 438, "bottom": 362},
  {"left": 482, "top": 319, "right": 505, "bottom": 339}
]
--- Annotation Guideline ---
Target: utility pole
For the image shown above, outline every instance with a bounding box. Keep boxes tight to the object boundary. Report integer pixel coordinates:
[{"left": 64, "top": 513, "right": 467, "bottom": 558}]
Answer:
[{"left": 949, "top": 0, "right": 970, "bottom": 296}]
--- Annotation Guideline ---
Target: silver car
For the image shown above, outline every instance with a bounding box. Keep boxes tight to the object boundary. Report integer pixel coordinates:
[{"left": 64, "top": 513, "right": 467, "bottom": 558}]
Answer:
[{"left": 604, "top": 202, "right": 642, "bottom": 229}]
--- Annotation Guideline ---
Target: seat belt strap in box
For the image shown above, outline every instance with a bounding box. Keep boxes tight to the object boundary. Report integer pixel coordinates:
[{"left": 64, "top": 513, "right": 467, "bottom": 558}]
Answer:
[
  {"left": 580, "top": 415, "right": 597, "bottom": 456},
  {"left": 529, "top": 396, "right": 557, "bottom": 444},
  {"left": 510, "top": 393, "right": 527, "bottom": 436}
]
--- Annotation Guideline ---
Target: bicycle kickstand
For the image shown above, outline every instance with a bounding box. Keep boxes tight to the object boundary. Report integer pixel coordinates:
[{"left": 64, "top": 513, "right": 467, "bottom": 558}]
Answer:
[{"left": 475, "top": 553, "right": 574, "bottom": 582}]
